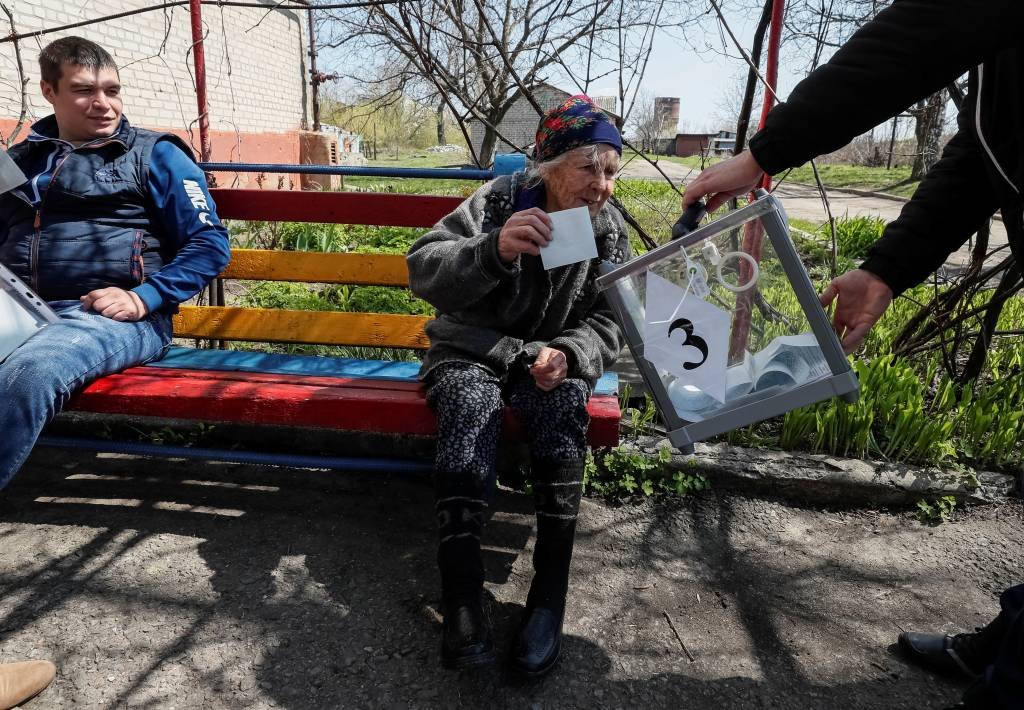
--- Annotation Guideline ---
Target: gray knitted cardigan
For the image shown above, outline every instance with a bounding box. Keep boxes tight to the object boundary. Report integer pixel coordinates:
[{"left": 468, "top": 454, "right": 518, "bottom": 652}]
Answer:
[{"left": 407, "top": 173, "right": 632, "bottom": 389}]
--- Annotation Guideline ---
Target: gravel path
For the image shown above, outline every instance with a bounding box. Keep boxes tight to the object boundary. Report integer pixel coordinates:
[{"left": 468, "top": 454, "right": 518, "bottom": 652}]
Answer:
[{"left": 0, "top": 448, "right": 1020, "bottom": 709}]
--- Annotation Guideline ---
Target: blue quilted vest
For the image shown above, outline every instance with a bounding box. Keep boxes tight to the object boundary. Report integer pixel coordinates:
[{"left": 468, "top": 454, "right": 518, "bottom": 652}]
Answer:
[{"left": 0, "top": 115, "right": 194, "bottom": 301}]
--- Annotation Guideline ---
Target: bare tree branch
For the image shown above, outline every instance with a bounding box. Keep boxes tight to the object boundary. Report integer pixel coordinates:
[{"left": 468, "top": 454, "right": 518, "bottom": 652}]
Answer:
[{"left": 0, "top": 1, "right": 29, "bottom": 147}]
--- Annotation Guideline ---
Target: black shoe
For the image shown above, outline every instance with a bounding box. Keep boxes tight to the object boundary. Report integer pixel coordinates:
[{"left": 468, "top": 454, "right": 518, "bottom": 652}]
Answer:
[
  {"left": 898, "top": 631, "right": 984, "bottom": 679},
  {"left": 441, "top": 601, "right": 495, "bottom": 670},
  {"left": 510, "top": 606, "right": 563, "bottom": 677}
]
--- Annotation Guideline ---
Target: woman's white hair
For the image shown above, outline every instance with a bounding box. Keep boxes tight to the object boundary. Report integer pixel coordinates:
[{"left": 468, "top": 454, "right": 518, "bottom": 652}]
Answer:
[{"left": 522, "top": 144, "right": 617, "bottom": 188}]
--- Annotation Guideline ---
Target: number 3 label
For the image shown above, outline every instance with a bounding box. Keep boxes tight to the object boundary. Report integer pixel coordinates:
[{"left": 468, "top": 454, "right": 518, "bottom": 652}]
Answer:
[{"left": 668, "top": 317, "right": 709, "bottom": 370}]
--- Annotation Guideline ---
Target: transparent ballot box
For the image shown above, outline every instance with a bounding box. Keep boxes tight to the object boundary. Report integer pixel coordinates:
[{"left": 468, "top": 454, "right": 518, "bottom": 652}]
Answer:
[
  {"left": 1, "top": 261, "right": 59, "bottom": 364},
  {"left": 596, "top": 190, "right": 858, "bottom": 449}
]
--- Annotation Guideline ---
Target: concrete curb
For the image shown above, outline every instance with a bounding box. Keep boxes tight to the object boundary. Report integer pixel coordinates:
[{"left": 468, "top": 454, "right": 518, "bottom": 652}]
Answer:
[
  {"left": 785, "top": 181, "right": 910, "bottom": 204},
  {"left": 628, "top": 435, "right": 1018, "bottom": 507}
]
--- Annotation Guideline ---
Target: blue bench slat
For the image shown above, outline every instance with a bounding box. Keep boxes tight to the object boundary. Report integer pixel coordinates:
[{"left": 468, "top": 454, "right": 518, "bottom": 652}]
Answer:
[{"left": 147, "top": 346, "right": 619, "bottom": 396}]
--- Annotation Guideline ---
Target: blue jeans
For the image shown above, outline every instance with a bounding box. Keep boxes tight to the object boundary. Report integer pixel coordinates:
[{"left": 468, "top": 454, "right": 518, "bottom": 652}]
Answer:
[{"left": 0, "top": 301, "right": 172, "bottom": 488}]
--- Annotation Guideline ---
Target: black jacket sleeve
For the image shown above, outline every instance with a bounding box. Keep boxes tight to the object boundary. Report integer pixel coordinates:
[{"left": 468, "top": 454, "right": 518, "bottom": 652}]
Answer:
[
  {"left": 749, "top": 0, "right": 1024, "bottom": 174},
  {"left": 859, "top": 124, "right": 1000, "bottom": 295}
]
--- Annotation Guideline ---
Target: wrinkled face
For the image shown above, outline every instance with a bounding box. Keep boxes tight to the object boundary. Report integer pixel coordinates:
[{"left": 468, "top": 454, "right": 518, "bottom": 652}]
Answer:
[
  {"left": 543, "top": 144, "right": 620, "bottom": 217},
  {"left": 41, "top": 63, "right": 122, "bottom": 143}
]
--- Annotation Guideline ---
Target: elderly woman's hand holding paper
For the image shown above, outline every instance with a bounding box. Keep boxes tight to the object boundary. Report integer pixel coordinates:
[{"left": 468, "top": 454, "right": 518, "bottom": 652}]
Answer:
[{"left": 497, "top": 206, "right": 552, "bottom": 261}]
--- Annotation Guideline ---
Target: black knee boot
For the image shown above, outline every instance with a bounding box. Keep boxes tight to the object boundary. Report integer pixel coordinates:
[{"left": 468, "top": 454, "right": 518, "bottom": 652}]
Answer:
[
  {"left": 435, "top": 475, "right": 495, "bottom": 669},
  {"left": 511, "top": 457, "right": 584, "bottom": 676}
]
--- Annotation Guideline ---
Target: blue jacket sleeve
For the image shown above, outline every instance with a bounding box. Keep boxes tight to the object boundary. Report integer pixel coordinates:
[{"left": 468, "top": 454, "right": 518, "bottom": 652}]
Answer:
[{"left": 132, "top": 139, "right": 231, "bottom": 313}]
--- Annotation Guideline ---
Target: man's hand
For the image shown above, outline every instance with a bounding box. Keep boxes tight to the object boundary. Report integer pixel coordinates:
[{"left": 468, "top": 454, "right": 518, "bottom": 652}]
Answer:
[
  {"left": 819, "top": 269, "right": 893, "bottom": 354},
  {"left": 498, "top": 207, "right": 552, "bottom": 263},
  {"left": 80, "top": 287, "right": 149, "bottom": 322},
  {"left": 682, "top": 150, "right": 765, "bottom": 213},
  {"left": 530, "top": 346, "right": 570, "bottom": 392}
]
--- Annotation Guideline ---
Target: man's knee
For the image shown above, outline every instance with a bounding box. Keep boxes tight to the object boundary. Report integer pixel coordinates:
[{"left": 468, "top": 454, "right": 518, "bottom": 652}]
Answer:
[{"left": 1, "top": 351, "right": 69, "bottom": 406}]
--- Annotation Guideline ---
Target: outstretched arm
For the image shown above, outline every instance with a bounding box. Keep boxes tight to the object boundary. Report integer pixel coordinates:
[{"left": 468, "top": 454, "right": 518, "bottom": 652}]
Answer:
[{"left": 684, "top": 0, "right": 1023, "bottom": 207}]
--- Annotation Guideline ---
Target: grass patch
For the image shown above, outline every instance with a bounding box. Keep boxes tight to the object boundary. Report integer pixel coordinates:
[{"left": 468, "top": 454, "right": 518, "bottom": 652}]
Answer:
[
  {"left": 782, "top": 163, "right": 919, "bottom": 198},
  {"left": 365, "top": 150, "right": 471, "bottom": 169}
]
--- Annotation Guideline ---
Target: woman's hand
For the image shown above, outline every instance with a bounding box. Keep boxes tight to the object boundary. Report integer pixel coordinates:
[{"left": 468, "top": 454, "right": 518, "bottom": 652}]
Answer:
[
  {"left": 819, "top": 269, "right": 893, "bottom": 354},
  {"left": 531, "top": 346, "right": 571, "bottom": 391},
  {"left": 498, "top": 207, "right": 552, "bottom": 263}
]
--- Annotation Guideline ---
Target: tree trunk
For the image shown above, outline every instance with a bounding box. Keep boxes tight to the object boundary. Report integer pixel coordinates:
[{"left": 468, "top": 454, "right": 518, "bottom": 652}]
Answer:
[
  {"left": 477, "top": 128, "right": 497, "bottom": 168},
  {"left": 436, "top": 103, "right": 446, "bottom": 145},
  {"left": 734, "top": 0, "right": 773, "bottom": 156},
  {"left": 910, "top": 89, "right": 947, "bottom": 180}
]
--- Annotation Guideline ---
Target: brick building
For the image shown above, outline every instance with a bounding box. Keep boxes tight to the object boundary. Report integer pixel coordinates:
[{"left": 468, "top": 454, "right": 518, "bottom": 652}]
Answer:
[
  {"left": 469, "top": 83, "right": 621, "bottom": 164},
  {"left": 0, "top": 0, "right": 312, "bottom": 187},
  {"left": 673, "top": 130, "right": 737, "bottom": 158}
]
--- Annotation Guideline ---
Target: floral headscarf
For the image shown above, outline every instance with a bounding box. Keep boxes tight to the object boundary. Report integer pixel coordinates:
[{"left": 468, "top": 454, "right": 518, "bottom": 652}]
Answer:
[{"left": 533, "top": 94, "right": 622, "bottom": 163}]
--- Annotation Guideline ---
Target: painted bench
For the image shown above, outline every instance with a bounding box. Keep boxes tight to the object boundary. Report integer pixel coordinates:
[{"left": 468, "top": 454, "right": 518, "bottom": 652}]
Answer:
[{"left": 53, "top": 189, "right": 621, "bottom": 466}]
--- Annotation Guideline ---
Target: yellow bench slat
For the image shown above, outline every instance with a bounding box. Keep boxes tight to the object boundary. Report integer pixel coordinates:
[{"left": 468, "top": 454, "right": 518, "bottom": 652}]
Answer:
[
  {"left": 173, "top": 306, "right": 431, "bottom": 349},
  {"left": 221, "top": 250, "right": 410, "bottom": 286}
]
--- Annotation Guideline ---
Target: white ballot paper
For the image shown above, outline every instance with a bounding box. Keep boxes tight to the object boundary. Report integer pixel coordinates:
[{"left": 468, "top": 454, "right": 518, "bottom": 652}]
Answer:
[
  {"left": 667, "top": 332, "right": 832, "bottom": 422},
  {"left": 728, "top": 332, "right": 832, "bottom": 395},
  {"left": 540, "top": 206, "right": 598, "bottom": 270},
  {"left": 642, "top": 270, "right": 730, "bottom": 404}
]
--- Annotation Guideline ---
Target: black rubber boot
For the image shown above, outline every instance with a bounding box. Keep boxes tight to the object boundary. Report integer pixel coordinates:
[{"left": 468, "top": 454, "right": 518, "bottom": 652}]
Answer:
[
  {"left": 435, "top": 473, "right": 494, "bottom": 670},
  {"left": 511, "top": 457, "right": 584, "bottom": 677}
]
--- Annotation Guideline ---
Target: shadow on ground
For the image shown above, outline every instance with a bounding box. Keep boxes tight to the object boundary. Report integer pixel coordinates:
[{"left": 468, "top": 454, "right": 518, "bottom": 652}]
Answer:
[{"left": 0, "top": 447, "right": 1010, "bottom": 708}]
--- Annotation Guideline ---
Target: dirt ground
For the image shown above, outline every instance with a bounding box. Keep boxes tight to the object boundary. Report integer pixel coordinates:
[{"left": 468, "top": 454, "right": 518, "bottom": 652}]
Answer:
[{"left": 0, "top": 448, "right": 1020, "bottom": 709}]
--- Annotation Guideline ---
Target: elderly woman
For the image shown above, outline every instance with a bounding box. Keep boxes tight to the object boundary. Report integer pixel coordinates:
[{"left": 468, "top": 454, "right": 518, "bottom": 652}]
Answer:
[{"left": 407, "top": 95, "right": 631, "bottom": 675}]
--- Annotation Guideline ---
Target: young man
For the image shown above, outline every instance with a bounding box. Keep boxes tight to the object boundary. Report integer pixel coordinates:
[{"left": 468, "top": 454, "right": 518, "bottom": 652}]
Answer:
[
  {"left": 0, "top": 36, "right": 231, "bottom": 486},
  {"left": 682, "top": 1, "right": 1022, "bottom": 708}
]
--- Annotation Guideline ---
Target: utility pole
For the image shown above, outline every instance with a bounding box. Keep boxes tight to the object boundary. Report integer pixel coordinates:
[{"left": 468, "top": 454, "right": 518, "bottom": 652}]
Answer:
[{"left": 307, "top": 8, "right": 321, "bottom": 131}]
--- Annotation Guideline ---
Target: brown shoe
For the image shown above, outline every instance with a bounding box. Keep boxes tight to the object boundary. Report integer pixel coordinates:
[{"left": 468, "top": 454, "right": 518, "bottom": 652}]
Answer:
[{"left": 0, "top": 660, "right": 56, "bottom": 709}]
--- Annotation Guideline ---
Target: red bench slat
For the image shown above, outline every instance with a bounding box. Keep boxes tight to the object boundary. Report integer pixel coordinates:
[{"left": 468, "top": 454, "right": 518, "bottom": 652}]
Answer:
[
  {"left": 70, "top": 367, "right": 621, "bottom": 447},
  {"left": 210, "top": 189, "right": 464, "bottom": 227}
]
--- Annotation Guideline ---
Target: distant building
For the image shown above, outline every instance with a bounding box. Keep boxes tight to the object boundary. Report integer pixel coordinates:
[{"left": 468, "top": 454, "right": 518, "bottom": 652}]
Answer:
[
  {"left": 319, "top": 123, "right": 365, "bottom": 163},
  {"left": 673, "top": 130, "right": 737, "bottom": 158},
  {"left": 711, "top": 130, "right": 737, "bottom": 155},
  {"left": 468, "top": 82, "right": 622, "bottom": 163},
  {"left": 674, "top": 133, "right": 712, "bottom": 157},
  {"left": 592, "top": 95, "right": 618, "bottom": 115},
  {"left": 654, "top": 97, "right": 680, "bottom": 138}
]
